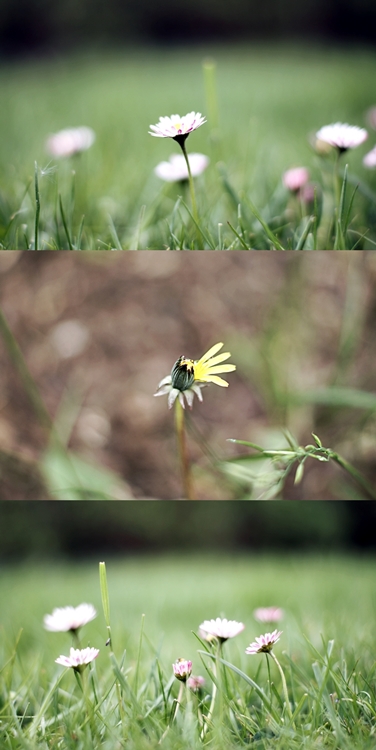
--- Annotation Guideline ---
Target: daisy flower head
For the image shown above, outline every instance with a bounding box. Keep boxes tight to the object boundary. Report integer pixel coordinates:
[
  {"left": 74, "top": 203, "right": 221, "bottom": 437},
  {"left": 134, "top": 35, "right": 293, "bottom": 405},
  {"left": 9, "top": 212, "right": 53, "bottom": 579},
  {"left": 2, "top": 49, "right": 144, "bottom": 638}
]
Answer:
[
  {"left": 155, "top": 153, "right": 209, "bottom": 182},
  {"left": 154, "top": 342, "right": 236, "bottom": 410},
  {"left": 315, "top": 123, "right": 368, "bottom": 154},
  {"left": 149, "top": 112, "right": 206, "bottom": 146},
  {"left": 46, "top": 126, "right": 95, "bottom": 158},
  {"left": 199, "top": 617, "right": 245, "bottom": 643},
  {"left": 55, "top": 646, "right": 99, "bottom": 672},
  {"left": 173, "top": 657, "right": 193, "bottom": 682},
  {"left": 363, "top": 146, "right": 376, "bottom": 169},
  {"left": 282, "top": 167, "right": 310, "bottom": 192},
  {"left": 253, "top": 607, "right": 284, "bottom": 624},
  {"left": 187, "top": 674, "right": 205, "bottom": 691},
  {"left": 44, "top": 603, "right": 97, "bottom": 632},
  {"left": 245, "top": 629, "right": 282, "bottom": 655}
]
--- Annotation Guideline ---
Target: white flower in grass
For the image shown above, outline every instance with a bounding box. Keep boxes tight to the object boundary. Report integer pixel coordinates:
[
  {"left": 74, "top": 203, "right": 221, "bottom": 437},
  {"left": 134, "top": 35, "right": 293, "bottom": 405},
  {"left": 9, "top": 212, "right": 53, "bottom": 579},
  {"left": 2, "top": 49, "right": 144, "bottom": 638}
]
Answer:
[
  {"left": 253, "top": 607, "right": 284, "bottom": 624},
  {"left": 55, "top": 646, "right": 99, "bottom": 672},
  {"left": 154, "top": 342, "right": 236, "bottom": 410},
  {"left": 44, "top": 603, "right": 97, "bottom": 632},
  {"left": 282, "top": 167, "right": 310, "bottom": 192},
  {"left": 187, "top": 674, "right": 205, "bottom": 691},
  {"left": 155, "top": 153, "right": 209, "bottom": 182},
  {"left": 46, "top": 126, "right": 95, "bottom": 158},
  {"left": 199, "top": 617, "right": 245, "bottom": 643},
  {"left": 245, "top": 629, "right": 282, "bottom": 655},
  {"left": 173, "top": 658, "right": 193, "bottom": 682},
  {"left": 363, "top": 146, "right": 376, "bottom": 169},
  {"left": 315, "top": 123, "right": 368, "bottom": 153},
  {"left": 149, "top": 112, "right": 206, "bottom": 143},
  {"left": 366, "top": 107, "right": 376, "bottom": 130}
]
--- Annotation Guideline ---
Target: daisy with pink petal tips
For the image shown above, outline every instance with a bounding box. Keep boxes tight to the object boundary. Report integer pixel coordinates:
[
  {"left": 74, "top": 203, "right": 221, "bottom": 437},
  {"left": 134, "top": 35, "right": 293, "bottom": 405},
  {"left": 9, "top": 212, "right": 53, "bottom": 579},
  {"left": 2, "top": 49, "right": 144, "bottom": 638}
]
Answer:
[
  {"left": 315, "top": 123, "right": 368, "bottom": 153},
  {"left": 245, "top": 629, "right": 282, "bottom": 655},
  {"left": 173, "top": 658, "right": 193, "bottom": 682},
  {"left": 149, "top": 111, "right": 207, "bottom": 225},
  {"left": 363, "top": 146, "right": 376, "bottom": 169},
  {"left": 199, "top": 617, "right": 245, "bottom": 643},
  {"left": 55, "top": 647, "right": 99, "bottom": 672}
]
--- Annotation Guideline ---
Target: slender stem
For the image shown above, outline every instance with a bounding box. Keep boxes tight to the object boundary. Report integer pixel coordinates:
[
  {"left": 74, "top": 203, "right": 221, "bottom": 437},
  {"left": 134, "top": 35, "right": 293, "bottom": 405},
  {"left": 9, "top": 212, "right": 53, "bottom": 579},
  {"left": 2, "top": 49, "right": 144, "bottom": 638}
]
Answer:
[
  {"left": 265, "top": 652, "right": 272, "bottom": 704},
  {"left": 201, "top": 642, "right": 220, "bottom": 739},
  {"left": 269, "top": 651, "right": 295, "bottom": 726},
  {"left": 330, "top": 451, "right": 376, "bottom": 500},
  {"left": 159, "top": 681, "right": 185, "bottom": 744},
  {"left": 179, "top": 141, "right": 199, "bottom": 226},
  {"left": 34, "top": 161, "right": 40, "bottom": 251},
  {"left": 174, "top": 399, "right": 195, "bottom": 500}
]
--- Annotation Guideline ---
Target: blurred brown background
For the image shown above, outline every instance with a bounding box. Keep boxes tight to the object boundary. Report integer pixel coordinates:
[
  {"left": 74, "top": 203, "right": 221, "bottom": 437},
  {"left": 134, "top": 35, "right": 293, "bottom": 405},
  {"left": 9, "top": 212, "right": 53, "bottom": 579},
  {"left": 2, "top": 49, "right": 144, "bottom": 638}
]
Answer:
[{"left": 0, "top": 250, "right": 375, "bottom": 500}]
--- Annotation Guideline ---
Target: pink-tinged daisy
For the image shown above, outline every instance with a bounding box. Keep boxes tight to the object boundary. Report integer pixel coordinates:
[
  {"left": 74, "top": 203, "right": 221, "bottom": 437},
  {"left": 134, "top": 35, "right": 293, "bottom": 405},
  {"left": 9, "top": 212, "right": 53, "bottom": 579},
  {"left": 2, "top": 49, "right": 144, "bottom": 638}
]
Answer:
[
  {"left": 44, "top": 603, "right": 97, "bottom": 632},
  {"left": 253, "top": 607, "right": 284, "bottom": 624},
  {"left": 363, "top": 146, "right": 376, "bottom": 169},
  {"left": 46, "top": 127, "right": 95, "bottom": 158},
  {"left": 154, "top": 342, "right": 236, "bottom": 410},
  {"left": 366, "top": 106, "right": 376, "bottom": 130},
  {"left": 173, "top": 658, "right": 193, "bottom": 682},
  {"left": 55, "top": 646, "right": 99, "bottom": 671},
  {"left": 245, "top": 629, "right": 282, "bottom": 655},
  {"left": 199, "top": 617, "right": 245, "bottom": 643},
  {"left": 282, "top": 167, "right": 310, "bottom": 192},
  {"left": 315, "top": 123, "right": 368, "bottom": 153},
  {"left": 155, "top": 153, "right": 209, "bottom": 182},
  {"left": 149, "top": 112, "right": 206, "bottom": 145},
  {"left": 187, "top": 675, "right": 205, "bottom": 691}
]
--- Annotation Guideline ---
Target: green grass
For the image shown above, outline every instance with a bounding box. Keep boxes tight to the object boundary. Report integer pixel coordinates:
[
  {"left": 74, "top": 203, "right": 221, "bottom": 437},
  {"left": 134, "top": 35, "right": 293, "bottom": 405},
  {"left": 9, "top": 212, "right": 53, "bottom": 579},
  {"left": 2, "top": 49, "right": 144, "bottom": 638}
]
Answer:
[
  {"left": 1, "top": 44, "right": 376, "bottom": 248},
  {"left": 1, "top": 554, "right": 376, "bottom": 748}
]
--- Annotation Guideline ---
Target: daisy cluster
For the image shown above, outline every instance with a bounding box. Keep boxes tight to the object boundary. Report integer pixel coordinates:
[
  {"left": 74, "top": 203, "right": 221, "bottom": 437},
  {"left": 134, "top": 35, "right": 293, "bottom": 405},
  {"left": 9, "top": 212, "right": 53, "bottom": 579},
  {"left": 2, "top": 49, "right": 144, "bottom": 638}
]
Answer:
[{"left": 44, "top": 603, "right": 99, "bottom": 672}]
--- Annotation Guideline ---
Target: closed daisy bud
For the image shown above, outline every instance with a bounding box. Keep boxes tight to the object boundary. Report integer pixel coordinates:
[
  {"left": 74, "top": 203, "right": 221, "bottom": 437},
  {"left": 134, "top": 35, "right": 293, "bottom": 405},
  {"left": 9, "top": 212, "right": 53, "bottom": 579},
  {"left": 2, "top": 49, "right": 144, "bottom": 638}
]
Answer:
[{"left": 173, "top": 657, "right": 193, "bottom": 682}]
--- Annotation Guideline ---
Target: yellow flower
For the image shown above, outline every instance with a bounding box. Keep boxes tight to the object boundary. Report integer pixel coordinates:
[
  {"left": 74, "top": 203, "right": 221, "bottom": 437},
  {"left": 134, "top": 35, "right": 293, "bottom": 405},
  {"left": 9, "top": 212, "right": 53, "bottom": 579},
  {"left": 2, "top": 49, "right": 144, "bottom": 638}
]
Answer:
[
  {"left": 154, "top": 342, "right": 236, "bottom": 409},
  {"left": 191, "top": 342, "right": 236, "bottom": 387}
]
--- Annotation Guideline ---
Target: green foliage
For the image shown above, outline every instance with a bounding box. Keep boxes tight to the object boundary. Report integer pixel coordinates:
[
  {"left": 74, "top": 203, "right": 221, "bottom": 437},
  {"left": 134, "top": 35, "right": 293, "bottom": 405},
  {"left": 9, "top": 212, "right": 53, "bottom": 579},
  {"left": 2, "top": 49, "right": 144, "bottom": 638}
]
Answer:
[{"left": 1, "top": 45, "right": 376, "bottom": 248}]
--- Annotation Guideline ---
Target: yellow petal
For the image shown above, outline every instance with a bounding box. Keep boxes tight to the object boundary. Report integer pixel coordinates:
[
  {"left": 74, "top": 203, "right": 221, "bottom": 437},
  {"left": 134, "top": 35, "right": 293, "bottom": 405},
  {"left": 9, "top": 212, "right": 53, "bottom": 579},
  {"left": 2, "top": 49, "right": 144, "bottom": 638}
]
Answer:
[
  {"left": 205, "top": 364, "right": 236, "bottom": 374},
  {"left": 199, "top": 342, "right": 224, "bottom": 363},
  {"left": 204, "top": 375, "right": 229, "bottom": 387},
  {"left": 201, "top": 351, "right": 231, "bottom": 366}
]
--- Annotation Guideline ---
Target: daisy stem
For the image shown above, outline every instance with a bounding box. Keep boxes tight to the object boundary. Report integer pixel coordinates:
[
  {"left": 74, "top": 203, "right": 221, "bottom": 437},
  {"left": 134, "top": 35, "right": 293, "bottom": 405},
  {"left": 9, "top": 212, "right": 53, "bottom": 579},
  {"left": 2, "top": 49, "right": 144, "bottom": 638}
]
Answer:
[
  {"left": 159, "top": 682, "right": 185, "bottom": 744},
  {"left": 201, "top": 642, "right": 219, "bottom": 739},
  {"left": 269, "top": 651, "right": 295, "bottom": 727},
  {"left": 265, "top": 652, "right": 272, "bottom": 704},
  {"left": 174, "top": 399, "right": 195, "bottom": 500},
  {"left": 179, "top": 141, "right": 199, "bottom": 227}
]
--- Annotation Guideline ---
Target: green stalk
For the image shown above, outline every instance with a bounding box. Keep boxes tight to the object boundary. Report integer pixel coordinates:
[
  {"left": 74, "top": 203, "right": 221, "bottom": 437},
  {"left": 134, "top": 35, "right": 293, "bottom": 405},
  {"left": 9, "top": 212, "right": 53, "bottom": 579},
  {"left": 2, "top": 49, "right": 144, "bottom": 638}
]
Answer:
[
  {"left": 174, "top": 399, "right": 194, "bottom": 500},
  {"left": 329, "top": 451, "right": 376, "bottom": 500},
  {"left": 178, "top": 140, "right": 199, "bottom": 227},
  {"left": 269, "top": 651, "right": 295, "bottom": 727},
  {"left": 34, "top": 161, "right": 40, "bottom": 251},
  {"left": 201, "top": 642, "right": 220, "bottom": 739}
]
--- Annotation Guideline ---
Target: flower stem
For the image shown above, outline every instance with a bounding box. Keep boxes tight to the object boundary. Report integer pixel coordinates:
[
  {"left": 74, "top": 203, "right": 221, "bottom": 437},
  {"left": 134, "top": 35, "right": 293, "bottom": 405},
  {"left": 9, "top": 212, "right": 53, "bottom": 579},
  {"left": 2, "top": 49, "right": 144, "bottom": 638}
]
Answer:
[
  {"left": 179, "top": 141, "right": 199, "bottom": 226},
  {"left": 201, "top": 642, "right": 220, "bottom": 739},
  {"left": 269, "top": 651, "right": 295, "bottom": 727},
  {"left": 329, "top": 451, "right": 376, "bottom": 500},
  {"left": 174, "top": 399, "right": 195, "bottom": 500}
]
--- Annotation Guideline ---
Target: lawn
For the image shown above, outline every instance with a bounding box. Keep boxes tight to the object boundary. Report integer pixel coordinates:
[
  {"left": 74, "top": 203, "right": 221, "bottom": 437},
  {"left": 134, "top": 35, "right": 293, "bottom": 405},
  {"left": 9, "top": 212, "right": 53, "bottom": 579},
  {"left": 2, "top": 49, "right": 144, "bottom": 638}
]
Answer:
[
  {"left": 1, "top": 44, "right": 376, "bottom": 248},
  {"left": 1, "top": 554, "right": 375, "bottom": 748}
]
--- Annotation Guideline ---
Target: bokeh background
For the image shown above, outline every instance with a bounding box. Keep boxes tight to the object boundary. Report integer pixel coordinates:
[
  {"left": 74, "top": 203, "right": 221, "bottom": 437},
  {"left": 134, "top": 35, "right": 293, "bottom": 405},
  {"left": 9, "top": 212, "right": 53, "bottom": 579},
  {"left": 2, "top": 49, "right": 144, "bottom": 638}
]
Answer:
[{"left": 1, "top": 251, "right": 375, "bottom": 499}]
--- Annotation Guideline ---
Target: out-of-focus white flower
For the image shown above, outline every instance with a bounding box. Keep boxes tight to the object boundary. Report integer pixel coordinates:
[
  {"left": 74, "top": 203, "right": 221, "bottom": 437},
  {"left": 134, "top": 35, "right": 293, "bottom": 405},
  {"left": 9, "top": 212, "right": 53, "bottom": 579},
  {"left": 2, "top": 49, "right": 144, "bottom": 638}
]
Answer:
[
  {"left": 315, "top": 123, "right": 368, "bottom": 153},
  {"left": 245, "top": 629, "right": 282, "bottom": 655},
  {"left": 55, "top": 646, "right": 99, "bottom": 671},
  {"left": 253, "top": 607, "right": 284, "bottom": 624},
  {"left": 363, "top": 145, "right": 376, "bottom": 169},
  {"left": 46, "top": 126, "right": 95, "bottom": 158},
  {"left": 199, "top": 617, "right": 245, "bottom": 643},
  {"left": 149, "top": 112, "right": 206, "bottom": 140},
  {"left": 282, "top": 167, "right": 310, "bottom": 192},
  {"left": 44, "top": 604, "right": 97, "bottom": 632},
  {"left": 187, "top": 674, "right": 205, "bottom": 691},
  {"left": 155, "top": 153, "right": 209, "bottom": 182},
  {"left": 173, "top": 658, "right": 193, "bottom": 681}
]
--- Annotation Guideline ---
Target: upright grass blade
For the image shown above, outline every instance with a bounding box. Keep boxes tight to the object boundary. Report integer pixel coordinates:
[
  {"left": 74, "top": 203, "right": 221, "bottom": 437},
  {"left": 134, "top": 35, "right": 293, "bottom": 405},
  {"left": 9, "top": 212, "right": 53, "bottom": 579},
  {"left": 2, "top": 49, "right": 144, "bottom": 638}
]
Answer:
[
  {"left": 34, "top": 162, "right": 40, "bottom": 251},
  {"left": 59, "top": 194, "right": 73, "bottom": 250}
]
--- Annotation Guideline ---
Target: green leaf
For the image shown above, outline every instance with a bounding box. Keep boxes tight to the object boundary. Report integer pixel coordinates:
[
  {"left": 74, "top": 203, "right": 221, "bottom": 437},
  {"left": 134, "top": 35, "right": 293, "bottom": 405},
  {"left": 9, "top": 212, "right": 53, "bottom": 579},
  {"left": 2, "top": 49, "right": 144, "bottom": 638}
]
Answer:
[{"left": 41, "top": 447, "right": 130, "bottom": 500}]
